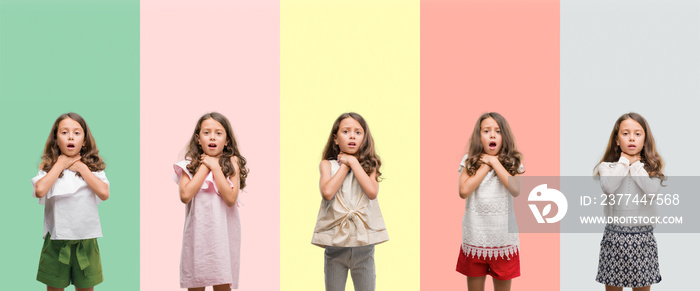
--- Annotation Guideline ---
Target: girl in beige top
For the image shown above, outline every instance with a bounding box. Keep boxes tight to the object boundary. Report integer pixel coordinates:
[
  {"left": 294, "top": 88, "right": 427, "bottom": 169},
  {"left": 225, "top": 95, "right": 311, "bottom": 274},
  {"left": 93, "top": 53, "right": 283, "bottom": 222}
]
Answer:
[{"left": 312, "top": 112, "right": 388, "bottom": 291}]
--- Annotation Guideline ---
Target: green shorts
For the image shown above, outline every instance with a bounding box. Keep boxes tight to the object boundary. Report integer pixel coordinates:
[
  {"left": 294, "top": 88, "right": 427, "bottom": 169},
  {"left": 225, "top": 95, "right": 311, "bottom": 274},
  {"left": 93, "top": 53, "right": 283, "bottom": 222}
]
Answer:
[{"left": 36, "top": 233, "right": 103, "bottom": 289}]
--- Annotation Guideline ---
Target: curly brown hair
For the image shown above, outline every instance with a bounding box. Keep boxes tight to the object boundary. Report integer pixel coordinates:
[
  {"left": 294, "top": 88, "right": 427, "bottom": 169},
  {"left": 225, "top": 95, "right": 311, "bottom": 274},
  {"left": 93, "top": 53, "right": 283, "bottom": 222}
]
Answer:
[
  {"left": 464, "top": 112, "right": 523, "bottom": 176},
  {"left": 185, "top": 112, "right": 249, "bottom": 189},
  {"left": 322, "top": 112, "right": 382, "bottom": 181},
  {"left": 40, "top": 113, "right": 105, "bottom": 178},
  {"left": 597, "top": 112, "right": 664, "bottom": 180}
]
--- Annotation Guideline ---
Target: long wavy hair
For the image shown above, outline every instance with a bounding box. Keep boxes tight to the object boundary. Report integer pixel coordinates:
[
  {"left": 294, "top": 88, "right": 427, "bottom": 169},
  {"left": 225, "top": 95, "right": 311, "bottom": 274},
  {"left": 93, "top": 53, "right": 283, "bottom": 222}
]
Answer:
[
  {"left": 185, "top": 112, "right": 249, "bottom": 189},
  {"left": 40, "top": 113, "right": 105, "bottom": 178},
  {"left": 596, "top": 112, "right": 664, "bottom": 180},
  {"left": 321, "top": 112, "right": 382, "bottom": 181},
  {"left": 465, "top": 112, "right": 523, "bottom": 176}
]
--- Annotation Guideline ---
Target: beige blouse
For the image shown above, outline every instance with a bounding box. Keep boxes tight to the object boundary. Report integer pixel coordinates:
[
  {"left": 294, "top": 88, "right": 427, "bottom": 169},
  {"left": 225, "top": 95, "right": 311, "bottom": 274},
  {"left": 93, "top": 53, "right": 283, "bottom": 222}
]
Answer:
[{"left": 312, "top": 160, "right": 389, "bottom": 247}]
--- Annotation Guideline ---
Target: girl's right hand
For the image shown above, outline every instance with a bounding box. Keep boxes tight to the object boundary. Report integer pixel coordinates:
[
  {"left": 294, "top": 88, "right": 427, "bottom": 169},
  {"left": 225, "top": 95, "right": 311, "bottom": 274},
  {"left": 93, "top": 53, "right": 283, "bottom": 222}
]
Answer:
[
  {"left": 337, "top": 152, "right": 357, "bottom": 166},
  {"left": 200, "top": 154, "right": 221, "bottom": 170},
  {"left": 479, "top": 154, "right": 495, "bottom": 169},
  {"left": 620, "top": 152, "right": 641, "bottom": 164},
  {"left": 57, "top": 154, "right": 81, "bottom": 170}
]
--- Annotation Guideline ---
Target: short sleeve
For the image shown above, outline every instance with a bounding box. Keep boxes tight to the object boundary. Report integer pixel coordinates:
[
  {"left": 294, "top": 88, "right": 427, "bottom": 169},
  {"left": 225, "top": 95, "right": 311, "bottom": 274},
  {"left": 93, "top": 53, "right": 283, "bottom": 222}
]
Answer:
[
  {"left": 458, "top": 154, "right": 469, "bottom": 174},
  {"left": 92, "top": 171, "right": 110, "bottom": 185},
  {"left": 92, "top": 171, "right": 110, "bottom": 203},
  {"left": 31, "top": 170, "right": 108, "bottom": 204},
  {"left": 173, "top": 160, "right": 194, "bottom": 184},
  {"left": 173, "top": 159, "right": 234, "bottom": 196},
  {"left": 31, "top": 170, "right": 48, "bottom": 201}
]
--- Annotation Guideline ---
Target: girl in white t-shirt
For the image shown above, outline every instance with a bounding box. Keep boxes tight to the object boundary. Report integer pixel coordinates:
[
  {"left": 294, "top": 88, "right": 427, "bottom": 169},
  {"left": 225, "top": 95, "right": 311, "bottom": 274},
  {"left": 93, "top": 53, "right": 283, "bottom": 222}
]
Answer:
[
  {"left": 457, "top": 112, "right": 524, "bottom": 291},
  {"left": 595, "top": 112, "right": 663, "bottom": 290},
  {"left": 32, "top": 112, "right": 110, "bottom": 291}
]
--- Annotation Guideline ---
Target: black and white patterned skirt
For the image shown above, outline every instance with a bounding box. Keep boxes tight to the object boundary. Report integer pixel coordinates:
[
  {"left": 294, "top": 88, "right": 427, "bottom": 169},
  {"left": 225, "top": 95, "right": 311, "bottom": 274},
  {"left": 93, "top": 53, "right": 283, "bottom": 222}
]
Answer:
[{"left": 596, "top": 224, "right": 661, "bottom": 288}]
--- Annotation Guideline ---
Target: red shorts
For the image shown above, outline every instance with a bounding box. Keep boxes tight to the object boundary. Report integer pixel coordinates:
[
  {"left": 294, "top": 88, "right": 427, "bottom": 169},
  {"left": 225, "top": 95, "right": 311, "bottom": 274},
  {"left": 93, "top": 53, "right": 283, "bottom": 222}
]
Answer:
[{"left": 456, "top": 246, "right": 520, "bottom": 280}]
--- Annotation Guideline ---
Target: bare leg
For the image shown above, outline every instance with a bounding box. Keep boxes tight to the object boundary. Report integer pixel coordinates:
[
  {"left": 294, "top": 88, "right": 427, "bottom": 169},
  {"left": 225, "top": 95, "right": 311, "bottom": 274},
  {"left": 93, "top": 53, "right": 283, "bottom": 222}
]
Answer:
[
  {"left": 213, "top": 284, "right": 232, "bottom": 291},
  {"left": 188, "top": 288, "right": 205, "bottom": 291},
  {"left": 493, "top": 278, "right": 511, "bottom": 291},
  {"left": 605, "top": 286, "right": 622, "bottom": 291},
  {"left": 466, "top": 276, "right": 486, "bottom": 291},
  {"left": 632, "top": 286, "right": 651, "bottom": 291},
  {"left": 47, "top": 286, "right": 64, "bottom": 291},
  {"left": 75, "top": 288, "right": 94, "bottom": 291}
]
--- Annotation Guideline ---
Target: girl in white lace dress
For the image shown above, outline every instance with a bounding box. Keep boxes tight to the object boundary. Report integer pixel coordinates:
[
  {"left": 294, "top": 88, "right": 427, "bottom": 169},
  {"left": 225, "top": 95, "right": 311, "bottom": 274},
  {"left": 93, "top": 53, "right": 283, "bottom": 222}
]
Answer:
[{"left": 457, "top": 112, "right": 524, "bottom": 291}]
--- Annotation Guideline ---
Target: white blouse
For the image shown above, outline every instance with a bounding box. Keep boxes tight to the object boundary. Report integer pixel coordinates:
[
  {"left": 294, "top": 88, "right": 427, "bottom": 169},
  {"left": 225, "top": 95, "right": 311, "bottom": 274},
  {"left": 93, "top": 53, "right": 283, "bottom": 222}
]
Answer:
[
  {"left": 31, "top": 169, "right": 109, "bottom": 240},
  {"left": 598, "top": 157, "right": 661, "bottom": 226}
]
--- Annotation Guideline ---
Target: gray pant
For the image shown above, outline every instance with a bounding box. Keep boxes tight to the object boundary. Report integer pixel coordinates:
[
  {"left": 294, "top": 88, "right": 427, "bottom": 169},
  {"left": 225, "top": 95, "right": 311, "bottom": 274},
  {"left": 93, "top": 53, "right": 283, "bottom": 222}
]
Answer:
[{"left": 324, "top": 245, "right": 375, "bottom": 291}]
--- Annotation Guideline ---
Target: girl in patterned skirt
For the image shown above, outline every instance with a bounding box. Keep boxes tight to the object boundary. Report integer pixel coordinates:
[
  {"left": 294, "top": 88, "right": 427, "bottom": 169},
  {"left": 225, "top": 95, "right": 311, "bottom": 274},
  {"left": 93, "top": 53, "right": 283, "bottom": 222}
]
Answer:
[{"left": 595, "top": 112, "right": 663, "bottom": 290}]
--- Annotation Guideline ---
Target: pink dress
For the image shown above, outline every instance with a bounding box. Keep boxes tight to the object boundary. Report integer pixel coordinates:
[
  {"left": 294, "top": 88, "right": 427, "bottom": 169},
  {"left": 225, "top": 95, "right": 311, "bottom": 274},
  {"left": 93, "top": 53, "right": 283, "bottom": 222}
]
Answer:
[{"left": 174, "top": 160, "right": 241, "bottom": 289}]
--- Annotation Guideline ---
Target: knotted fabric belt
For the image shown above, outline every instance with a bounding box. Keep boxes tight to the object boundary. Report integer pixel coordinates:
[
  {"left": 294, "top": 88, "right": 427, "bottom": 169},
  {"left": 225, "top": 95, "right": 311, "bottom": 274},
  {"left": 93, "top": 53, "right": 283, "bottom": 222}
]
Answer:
[
  {"left": 58, "top": 240, "right": 90, "bottom": 273},
  {"left": 321, "top": 206, "right": 374, "bottom": 246}
]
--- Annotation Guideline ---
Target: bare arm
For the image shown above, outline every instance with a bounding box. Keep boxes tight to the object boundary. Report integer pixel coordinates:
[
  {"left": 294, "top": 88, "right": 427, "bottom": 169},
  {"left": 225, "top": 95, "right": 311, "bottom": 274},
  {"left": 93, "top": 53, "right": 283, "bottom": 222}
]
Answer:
[
  {"left": 71, "top": 162, "right": 110, "bottom": 201},
  {"left": 345, "top": 158, "right": 379, "bottom": 200},
  {"left": 179, "top": 165, "right": 209, "bottom": 204},
  {"left": 458, "top": 163, "right": 491, "bottom": 199},
  {"left": 205, "top": 156, "right": 240, "bottom": 207},
  {"left": 34, "top": 155, "right": 80, "bottom": 198},
  {"left": 319, "top": 160, "right": 350, "bottom": 201},
  {"left": 484, "top": 155, "right": 521, "bottom": 197}
]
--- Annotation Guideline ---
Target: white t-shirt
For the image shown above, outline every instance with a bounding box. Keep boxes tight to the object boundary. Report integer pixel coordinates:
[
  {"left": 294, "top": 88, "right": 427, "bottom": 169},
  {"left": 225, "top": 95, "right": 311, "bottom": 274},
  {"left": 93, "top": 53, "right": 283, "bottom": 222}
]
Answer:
[{"left": 31, "top": 169, "right": 109, "bottom": 240}]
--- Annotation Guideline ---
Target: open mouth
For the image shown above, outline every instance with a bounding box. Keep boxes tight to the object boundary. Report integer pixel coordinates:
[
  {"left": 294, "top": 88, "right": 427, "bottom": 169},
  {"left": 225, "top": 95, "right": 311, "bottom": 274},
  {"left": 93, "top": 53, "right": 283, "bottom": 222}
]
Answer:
[
  {"left": 67, "top": 143, "right": 75, "bottom": 150},
  {"left": 208, "top": 143, "right": 217, "bottom": 150},
  {"left": 488, "top": 142, "right": 497, "bottom": 150},
  {"left": 348, "top": 142, "right": 357, "bottom": 147}
]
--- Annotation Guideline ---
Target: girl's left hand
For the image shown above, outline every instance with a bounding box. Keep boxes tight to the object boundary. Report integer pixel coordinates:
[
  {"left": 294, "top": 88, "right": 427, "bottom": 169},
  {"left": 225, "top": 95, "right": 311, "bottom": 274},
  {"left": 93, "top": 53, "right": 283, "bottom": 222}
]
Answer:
[
  {"left": 337, "top": 152, "right": 357, "bottom": 166},
  {"left": 480, "top": 154, "right": 499, "bottom": 166},
  {"left": 200, "top": 154, "right": 221, "bottom": 170},
  {"left": 68, "top": 160, "right": 87, "bottom": 172}
]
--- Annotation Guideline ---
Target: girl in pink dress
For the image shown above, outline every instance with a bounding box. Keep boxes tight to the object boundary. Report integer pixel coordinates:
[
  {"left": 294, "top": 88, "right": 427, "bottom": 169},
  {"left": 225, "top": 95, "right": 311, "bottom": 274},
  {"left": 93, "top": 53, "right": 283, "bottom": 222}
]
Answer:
[{"left": 174, "top": 112, "right": 249, "bottom": 291}]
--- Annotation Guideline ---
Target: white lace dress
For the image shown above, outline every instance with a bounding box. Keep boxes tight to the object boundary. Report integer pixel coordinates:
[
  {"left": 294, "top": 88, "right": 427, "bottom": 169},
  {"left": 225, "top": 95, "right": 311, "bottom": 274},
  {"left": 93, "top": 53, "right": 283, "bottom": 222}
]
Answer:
[{"left": 459, "top": 154, "right": 521, "bottom": 259}]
